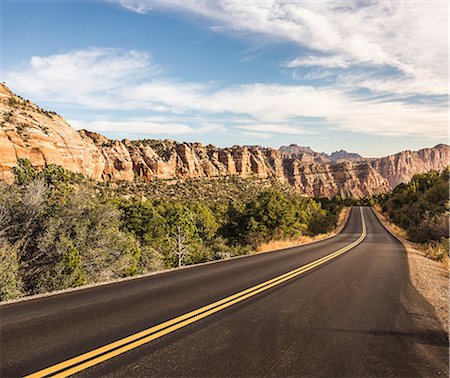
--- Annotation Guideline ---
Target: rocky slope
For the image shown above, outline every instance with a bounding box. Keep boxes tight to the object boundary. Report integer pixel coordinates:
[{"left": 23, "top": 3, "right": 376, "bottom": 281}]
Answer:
[{"left": 1, "top": 83, "right": 448, "bottom": 197}]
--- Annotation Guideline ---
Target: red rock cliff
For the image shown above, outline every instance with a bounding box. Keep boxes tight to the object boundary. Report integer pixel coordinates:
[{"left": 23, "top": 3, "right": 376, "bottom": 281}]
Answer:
[{"left": 1, "top": 84, "right": 448, "bottom": 197}]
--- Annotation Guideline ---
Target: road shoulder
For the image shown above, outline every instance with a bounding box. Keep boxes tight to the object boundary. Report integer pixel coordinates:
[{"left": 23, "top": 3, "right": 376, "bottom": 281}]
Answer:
[{"left": 372, "top": 207, "right": 448, "bottom": 333}]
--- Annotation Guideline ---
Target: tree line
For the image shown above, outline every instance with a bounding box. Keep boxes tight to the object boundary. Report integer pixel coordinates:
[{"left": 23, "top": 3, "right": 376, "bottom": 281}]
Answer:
[
  {"left": 377, "top": 169, "right": 449, "bottom": 243},
  {"left": 0, "top": 159, "right": 341, "bottom": 301},
  {"left": 376, "top": 169, "right": 449, "bottom": 261}
]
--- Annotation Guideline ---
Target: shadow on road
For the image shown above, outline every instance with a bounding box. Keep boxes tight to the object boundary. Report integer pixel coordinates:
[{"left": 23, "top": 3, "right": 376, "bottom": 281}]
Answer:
[{"left": 317, "top": 326, "right": 449, "bottom": 347}]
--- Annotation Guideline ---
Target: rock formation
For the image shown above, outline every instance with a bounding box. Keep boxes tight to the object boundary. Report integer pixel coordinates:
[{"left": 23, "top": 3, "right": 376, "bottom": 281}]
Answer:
[{"left": 1, "top": 83, "right": 448, "bottom": 198}]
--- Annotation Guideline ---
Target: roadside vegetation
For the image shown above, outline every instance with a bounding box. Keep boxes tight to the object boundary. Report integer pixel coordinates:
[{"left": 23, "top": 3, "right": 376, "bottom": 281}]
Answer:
[
  {"left": 0, "top": 159, "right": 342, "bottom": 301},
  {"left": 376, "top": 169, "right": 449, "bottom": 262}
]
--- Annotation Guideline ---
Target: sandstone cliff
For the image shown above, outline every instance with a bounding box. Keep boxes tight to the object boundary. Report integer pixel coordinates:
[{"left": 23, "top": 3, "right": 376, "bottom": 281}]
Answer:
[
  {"left": 1, "top": 84, "right": 448, "bottom": 198},
  {"left": 0, "top": 84, "right": 106, "bottom": 182}
]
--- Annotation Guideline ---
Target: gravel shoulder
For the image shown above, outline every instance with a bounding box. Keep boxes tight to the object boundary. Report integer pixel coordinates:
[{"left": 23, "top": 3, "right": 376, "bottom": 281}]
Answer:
[{"left": 372, "top": 206, "right": 448, "bottom": 333}]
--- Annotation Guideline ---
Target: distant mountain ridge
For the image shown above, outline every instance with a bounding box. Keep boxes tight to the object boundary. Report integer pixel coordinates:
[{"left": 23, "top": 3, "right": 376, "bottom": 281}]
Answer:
[
  {"left": 279, "top": 144, "right": 363, "bottom": 164},
  {"left": 279, "top": 144, "right": 316, "bottom": 156},
  {"left": 329, "top": 149, "right": 363, "bottom": 162},
  {"left": 279, "top": 144, "right": 331, "bottom": 164},
  {"left": 1, "top": 83, "right": 449, "bottom": 198}
]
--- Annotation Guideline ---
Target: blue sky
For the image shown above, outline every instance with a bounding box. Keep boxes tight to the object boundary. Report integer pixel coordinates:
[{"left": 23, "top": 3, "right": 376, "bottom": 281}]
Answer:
[{"left": 1, "top": 0, "right": 448, "bottom": 157}]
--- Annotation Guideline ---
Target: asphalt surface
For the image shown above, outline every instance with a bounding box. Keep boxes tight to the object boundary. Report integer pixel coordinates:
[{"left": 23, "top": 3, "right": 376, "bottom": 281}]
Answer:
[{"left": 1, "top": 207, "right": 448, "bottom": 377}]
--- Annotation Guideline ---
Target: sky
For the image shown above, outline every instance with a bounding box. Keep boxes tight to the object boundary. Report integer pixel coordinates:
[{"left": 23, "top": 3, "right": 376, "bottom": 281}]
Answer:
[{"left": 1, "top": 0, "right": 448, "bottom": 157}]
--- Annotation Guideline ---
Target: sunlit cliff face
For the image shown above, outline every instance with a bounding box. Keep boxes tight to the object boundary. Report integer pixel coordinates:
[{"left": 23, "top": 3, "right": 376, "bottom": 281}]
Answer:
[{"left": 1, "top": 84, "right": 448, "bottom": 198}]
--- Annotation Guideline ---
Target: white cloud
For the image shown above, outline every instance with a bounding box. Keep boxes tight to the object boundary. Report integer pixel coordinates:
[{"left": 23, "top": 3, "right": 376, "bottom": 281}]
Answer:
[
  {"left": 241, "top": 131, "right": 273, "bottom": 140},
  {"left": 235, "top": 124, "right": 310, "bottom": 135},
  {"left": 71, "top": 119, "right": 194, "bottom": 135},
  {"left": 117, "top": 0, "right": 152, "bottom": 14},
  {"left": 6, "top": 48, "right": 160, "bottom": 107},
  {"left": 286, "top": 56, "right": 350, "bottom": 69},
  {"left": 5, "top": 48, "right": 447, "bottom": 139},
  {"left": 339, "top": 74, "right": 448, "bottom": 98},
  {"left": 115, "top": 1, "right": 448, "bottom": 97},
  {"left": 70, "top": 118, "right": 224, "bottom": 135}
]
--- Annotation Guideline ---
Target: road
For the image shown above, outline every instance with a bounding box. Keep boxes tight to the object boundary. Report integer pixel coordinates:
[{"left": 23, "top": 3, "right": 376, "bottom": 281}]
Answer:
[{"left": 1, "top": 207, "right": 448, "bottom": 377}]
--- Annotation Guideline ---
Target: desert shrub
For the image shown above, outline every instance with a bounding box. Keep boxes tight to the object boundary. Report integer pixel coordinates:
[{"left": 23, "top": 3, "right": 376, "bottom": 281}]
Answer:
[
  {"left": 307, "top": 208, "right": 336, "bottom": 234},
  {"left": 190, "top": 203, "right": 219, "bottom": 241},
  {"left": 0, "top": 161, "right": 143, "bottom": 296},
  {"left": 119, "top": 201, "right": 168, "bottom": 243},
  {"left": 139, "top": 245, "right": 165, "bottom": 274},
  {"left": 382, "top": 169, "right": 449, "bottom": 243},
  {"left": 0, "top": 242, "right": 23, "bottom": 301},
  {"left": 409, "top": 213, "right": 449, "bottom": 243},
  {"left": 11, "top": 158, "right": 38, "bottom": 186},
  {"left": 3, "top": 111, "right": 13, "bottom": 123},
  {"left": 8, "top": 97, "right": 18, "bottom": 107},
  {"left": 32, "top": 189, "right": 142, "bottom": 292},
  {"left": 221, "top": 189, "right": 333, "bottom": 247},
  {"left": 421, "top": 238, "right": 449, "bottom": 262},
  {"left": 0, "top": 178, "right": 47, "bottom": 250},
  {"left": 1, "top": 159, "right": 343, "bottom": 300}
]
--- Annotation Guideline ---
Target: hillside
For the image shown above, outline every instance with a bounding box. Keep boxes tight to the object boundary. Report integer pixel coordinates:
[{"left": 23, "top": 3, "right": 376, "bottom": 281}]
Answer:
[
  {"left": 1, "top": 83, "right": 449, "bottom": 198},
  {"left": 0, "top": 159, "right": 342, "bottom": 300}
]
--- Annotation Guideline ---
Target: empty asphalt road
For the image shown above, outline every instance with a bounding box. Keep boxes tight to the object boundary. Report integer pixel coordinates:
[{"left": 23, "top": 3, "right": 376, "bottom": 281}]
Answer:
[{"left": 1, "top": 207, "right": 448, "bottom": 377}]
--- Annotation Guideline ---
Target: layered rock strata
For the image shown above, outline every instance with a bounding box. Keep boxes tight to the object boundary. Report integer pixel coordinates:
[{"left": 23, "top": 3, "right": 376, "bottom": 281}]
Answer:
[{"left": 1, "top": 84, "right": 448, "bottom": 197}]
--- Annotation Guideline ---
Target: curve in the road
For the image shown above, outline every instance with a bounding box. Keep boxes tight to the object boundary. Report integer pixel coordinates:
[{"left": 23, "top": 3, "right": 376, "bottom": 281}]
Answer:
[{"left": 26, "top": 208, "right": 367, "bottom": 378}]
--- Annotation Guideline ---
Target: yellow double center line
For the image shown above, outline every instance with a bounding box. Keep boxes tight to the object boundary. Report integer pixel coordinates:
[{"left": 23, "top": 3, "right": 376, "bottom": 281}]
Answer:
[{"left": 26, "top": 208, "right": 366, "bottom": 378}]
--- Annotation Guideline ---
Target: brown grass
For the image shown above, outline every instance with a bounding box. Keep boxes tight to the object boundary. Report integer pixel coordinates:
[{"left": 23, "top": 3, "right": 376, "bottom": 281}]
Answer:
[
  {"left": 255, "top": 207, "right": 351, "bottom": 253},
  {"left": 256, "top": 234, "right": 331, "bottom": 253},
  {"left": 419, "top": 240, "right": 449, "bottom": 267}
]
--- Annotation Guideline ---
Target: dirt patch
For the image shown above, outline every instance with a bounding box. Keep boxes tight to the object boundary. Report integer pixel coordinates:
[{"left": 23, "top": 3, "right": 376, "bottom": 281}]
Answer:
[{"left": 373, "top": 206, "right": 448, "bottom": 333}]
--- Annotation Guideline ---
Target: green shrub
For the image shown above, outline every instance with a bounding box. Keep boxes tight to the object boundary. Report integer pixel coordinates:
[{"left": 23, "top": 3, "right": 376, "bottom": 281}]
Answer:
[
  {"left": 62, "top": 244, "right": 86, "bottom": 287},
  {"left": 0, "top": 159, "right": 343, "bottom": 300},
  {"left": 422, "top": 238, "right": 449, "bottom": 262},
  {"left": 0, "top": 242, "right": 23, "bottom": 301},
  {"left": 382, "top": 169, "right": 449, "bottom": 243},
  {"left": 12, "top": 158, "right": 38, "bottom": 185}
]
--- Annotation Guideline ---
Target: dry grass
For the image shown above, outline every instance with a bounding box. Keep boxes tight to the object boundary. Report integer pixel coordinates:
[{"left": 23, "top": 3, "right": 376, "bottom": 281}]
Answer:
[
  {"left": 419, "top": 239, "right": 449, "bottom": 267},
  {"left": 373, "top": 204, "right": 408, "bottom": 238},
  {"left": 256, "top": 234, "right": 332, "bottom": 253},
  {"left": 255, "top": 207, "right": 350, "bottom": 253}
]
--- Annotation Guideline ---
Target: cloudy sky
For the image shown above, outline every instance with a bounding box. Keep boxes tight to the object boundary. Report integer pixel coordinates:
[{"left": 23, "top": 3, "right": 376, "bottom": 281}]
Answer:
[{"left": 2, "top": 0, "right": 448, "bottom": 156}]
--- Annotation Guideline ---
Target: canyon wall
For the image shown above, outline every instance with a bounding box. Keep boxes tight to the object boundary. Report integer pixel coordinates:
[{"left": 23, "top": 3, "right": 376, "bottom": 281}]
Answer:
[{"left": 1, "top": 83, "right": 448, "bottom": 198}]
